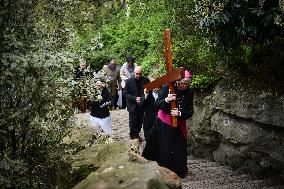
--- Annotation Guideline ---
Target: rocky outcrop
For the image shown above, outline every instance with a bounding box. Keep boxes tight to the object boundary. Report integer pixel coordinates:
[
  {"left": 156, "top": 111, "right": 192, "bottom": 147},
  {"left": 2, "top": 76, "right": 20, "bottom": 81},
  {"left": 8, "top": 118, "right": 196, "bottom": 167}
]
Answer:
[
  {"left": 58, "top": 140, "right": 181, "bottom": 189},
  {"left": 211, "top": 84, "right": 284, "bottom": 127},
  {"left": 58, "top": 118, "right": 182, "bottom": 189},
  {"left": 189, "top": 81, "right": 284, "bottom": 180},
  {"left": 211, "top": 111, "right": 270, "bottom": 144},
  {"left": 71, "top": 143, "right": 181, "bottom": 189}
]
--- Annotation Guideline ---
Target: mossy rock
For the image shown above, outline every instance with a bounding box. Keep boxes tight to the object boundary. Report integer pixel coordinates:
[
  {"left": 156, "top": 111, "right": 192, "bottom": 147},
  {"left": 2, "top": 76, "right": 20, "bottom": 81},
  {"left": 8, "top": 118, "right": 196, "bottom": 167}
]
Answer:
[
  {"left": 58, "top": 142, "right": 129, "bottom": 189},
  {"left": 69, "top": 143, "right": 181, "bottom": 189}
]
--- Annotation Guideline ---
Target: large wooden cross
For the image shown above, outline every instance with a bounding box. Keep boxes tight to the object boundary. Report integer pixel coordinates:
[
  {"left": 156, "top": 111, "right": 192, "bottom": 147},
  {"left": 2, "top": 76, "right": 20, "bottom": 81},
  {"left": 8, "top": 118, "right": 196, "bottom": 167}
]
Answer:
[{"left": 144, "top": 29, "right": 184, "bottom": 127}]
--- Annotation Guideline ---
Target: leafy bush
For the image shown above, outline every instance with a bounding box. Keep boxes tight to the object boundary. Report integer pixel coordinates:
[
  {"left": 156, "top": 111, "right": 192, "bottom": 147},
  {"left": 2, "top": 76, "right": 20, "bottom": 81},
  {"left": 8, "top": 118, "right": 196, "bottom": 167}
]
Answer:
[
  {"left": 0, "top": 0, "right": 78, "bottom": 188},
  {"left": 193, "top": 0, "right": 284, "bottom": 91},
  {"left": 1, "top": 41, "right": 76, "bottom": 188},
  {"left": 164, "top": 0, "right": 284, "bottom": 92}
]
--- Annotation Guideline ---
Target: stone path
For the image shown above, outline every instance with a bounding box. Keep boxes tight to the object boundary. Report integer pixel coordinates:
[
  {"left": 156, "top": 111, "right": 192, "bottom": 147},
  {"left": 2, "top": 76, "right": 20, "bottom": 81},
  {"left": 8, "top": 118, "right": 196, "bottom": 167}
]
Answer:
[
  {"left": 183, "top": 158, "right": 283, "bottom": 189},
  {"left": 76, "top": 109, "right": 284, "bottom": 189}
]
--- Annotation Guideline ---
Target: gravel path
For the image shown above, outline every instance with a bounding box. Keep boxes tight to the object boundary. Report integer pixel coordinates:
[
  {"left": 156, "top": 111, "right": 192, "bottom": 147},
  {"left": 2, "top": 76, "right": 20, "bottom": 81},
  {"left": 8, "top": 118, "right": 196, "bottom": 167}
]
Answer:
[
  {"left": 74, "top": 109, "right": 131, "bottom": 141},
  {"left": 76, "top": 109, "right": 283, "bottom": 189}
]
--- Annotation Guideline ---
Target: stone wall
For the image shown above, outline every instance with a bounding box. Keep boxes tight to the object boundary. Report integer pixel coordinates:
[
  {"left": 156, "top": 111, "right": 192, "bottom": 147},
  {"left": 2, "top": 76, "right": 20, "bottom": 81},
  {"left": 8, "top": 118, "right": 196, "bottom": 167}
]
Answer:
[{"left": 188, "top": 81, "right": 284, "bottom": 179}]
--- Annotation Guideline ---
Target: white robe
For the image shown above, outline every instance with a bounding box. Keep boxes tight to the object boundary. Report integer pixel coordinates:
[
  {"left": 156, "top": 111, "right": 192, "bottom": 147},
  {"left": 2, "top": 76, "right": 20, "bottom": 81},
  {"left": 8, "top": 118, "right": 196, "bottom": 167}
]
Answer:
[{"left": 90, "top": 115, "right": 112, "bottom": 135}]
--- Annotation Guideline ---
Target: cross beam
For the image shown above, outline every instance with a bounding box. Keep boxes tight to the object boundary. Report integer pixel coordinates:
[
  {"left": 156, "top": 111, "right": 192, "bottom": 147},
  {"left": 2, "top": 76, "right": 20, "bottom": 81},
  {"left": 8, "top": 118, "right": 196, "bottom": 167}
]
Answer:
[{"left": 144, "top": 29, "right": 184, "bottom": 127}]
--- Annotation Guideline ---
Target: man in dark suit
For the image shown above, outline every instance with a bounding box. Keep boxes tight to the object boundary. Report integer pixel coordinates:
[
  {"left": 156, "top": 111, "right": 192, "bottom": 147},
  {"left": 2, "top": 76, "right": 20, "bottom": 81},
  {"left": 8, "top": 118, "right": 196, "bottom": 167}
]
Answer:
[{"left": 124, "top": 66, "right": 150, "bottom": 142}]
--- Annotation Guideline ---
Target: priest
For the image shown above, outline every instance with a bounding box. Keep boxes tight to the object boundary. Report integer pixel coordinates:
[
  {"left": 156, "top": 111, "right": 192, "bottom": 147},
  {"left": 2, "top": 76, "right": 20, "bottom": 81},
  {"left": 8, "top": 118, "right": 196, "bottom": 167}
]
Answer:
[{"left": 142, "top": 70, "right": 194, "bottom": 178}]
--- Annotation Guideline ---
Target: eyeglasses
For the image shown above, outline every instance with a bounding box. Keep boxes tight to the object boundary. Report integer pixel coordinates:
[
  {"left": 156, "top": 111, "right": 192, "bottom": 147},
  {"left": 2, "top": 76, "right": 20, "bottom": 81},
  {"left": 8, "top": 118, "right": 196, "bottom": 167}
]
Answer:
[{"left": 135, "top": 72, "right": 142, "bottom": 75}]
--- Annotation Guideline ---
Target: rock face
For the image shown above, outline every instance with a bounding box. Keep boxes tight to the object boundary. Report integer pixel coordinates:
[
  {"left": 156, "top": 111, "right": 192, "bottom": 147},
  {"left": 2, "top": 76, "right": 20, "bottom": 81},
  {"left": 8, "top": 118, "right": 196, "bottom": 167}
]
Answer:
[
  {"left": 61, "top": 142, "right": 181, "bottom": 189},
  {"left": 189, "top": 81, "right": 284, "bottom": 180},
  {"left": 211, "top": 84, "right": 284, "bottom": 127}
]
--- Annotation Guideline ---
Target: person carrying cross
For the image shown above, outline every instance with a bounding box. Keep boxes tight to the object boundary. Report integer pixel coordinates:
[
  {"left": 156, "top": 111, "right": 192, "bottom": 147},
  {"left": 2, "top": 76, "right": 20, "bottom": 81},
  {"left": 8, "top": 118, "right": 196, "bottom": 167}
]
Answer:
[{"left": 142, "top": 70, "right": 194, "bottom": 178}]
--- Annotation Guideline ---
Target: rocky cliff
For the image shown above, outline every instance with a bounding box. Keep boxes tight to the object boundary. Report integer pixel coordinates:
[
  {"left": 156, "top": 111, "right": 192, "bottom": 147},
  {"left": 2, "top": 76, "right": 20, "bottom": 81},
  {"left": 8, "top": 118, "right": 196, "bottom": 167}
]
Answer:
[{"left": 189, "top": 81, "right": 284, "bottom": 180}]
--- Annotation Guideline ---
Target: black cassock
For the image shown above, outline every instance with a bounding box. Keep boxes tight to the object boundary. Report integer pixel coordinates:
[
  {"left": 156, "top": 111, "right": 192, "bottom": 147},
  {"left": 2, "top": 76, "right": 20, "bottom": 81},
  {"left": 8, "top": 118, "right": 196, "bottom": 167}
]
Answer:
[{"left": 142, "top": 84, "right": 194, "bottom": 178}]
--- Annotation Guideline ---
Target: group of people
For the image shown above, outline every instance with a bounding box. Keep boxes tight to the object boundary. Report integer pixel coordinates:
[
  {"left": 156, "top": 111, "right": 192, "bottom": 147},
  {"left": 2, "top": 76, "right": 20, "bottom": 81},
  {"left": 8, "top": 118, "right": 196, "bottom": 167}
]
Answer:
[
  {"left": 74, "top": 57, "right": 194, "bottom": 178},
  {"left": 73, "top": 57, "right": 137, "bottom": 136},
  {"left": 101, "top": 57, "right": 137, "bottom": 110},
  {"left": 89, "top": 57, "right": 136, "bottom": 137}
]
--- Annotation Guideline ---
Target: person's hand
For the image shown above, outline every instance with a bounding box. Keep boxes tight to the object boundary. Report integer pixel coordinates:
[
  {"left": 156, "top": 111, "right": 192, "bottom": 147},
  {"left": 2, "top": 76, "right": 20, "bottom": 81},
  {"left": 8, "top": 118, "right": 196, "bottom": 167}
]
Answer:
[
  {"left": 165, "top": 94, "right": 176, "bottom": 102},
  {"left": 136, "top": 97, "right": 141, "bottom": 104},
  {"left": 171, "top": 108, "right": 179, "bottom": 117}
]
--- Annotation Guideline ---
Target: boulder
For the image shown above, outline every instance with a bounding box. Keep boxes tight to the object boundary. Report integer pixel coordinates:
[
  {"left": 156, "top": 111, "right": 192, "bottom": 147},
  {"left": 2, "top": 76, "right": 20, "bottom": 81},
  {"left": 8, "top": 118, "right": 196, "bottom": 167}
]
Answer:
[
  {"left": 66, "top": 142, "right": 181, "bottom": 189},
  {"left": 188, "top": 91, "right": 219, "bottom": 159},
  {"left": 211, "top": 83, "right": 284, "bottom": 127},
  {"left": 213, "top": 143, "right": 248, "bottom": 168},
  {"left": 213, "top": 143, "right": 283, "bottom": 175},
  {"left": 190, "top": 81, "right": 284, "bottom": 179},
  {"left": 211, "top": 111, "right": 270, "bottom": 144}
]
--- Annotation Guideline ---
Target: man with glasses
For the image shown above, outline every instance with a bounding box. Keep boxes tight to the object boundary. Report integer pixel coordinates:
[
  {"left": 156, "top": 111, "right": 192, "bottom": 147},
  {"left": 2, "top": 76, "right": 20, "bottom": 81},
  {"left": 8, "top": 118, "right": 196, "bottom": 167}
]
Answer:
[{"left": 124, "top": 66, "right": 150, "bottom": 142}]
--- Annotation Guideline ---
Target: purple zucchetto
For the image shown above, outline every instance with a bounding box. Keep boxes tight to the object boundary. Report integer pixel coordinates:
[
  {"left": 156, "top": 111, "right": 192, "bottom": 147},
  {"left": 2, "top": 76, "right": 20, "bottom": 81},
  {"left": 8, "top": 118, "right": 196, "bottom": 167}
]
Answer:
[{"left": 184, "top": 70, "right": 191, "bottom": 80}]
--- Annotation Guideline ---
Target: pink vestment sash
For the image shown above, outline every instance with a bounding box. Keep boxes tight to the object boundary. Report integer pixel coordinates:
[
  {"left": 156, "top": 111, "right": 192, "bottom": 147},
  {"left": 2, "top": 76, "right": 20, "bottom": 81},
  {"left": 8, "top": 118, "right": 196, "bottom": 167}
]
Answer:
[{"left": 157, "top": 110, "right": 188, "bottom": 139}]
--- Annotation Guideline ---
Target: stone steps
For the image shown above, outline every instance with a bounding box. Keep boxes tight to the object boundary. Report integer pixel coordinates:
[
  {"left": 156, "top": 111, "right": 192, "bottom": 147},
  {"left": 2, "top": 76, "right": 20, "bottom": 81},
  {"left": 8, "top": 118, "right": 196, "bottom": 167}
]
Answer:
[{"left": 183, "top": 158, "right": 283, "bottom": 189}]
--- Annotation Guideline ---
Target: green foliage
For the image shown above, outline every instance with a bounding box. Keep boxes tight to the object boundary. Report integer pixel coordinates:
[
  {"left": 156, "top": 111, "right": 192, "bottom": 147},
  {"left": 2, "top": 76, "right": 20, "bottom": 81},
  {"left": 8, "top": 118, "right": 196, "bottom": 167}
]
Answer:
[
  {"left": 165, "top": 0, "right": 222, "bottom": 89},
  {"left": 0, "top": 0, "right": 79, "bottom": 188},
  {"left": 140, "top": 53, "right": 161, "bottom": 76},
  {"left": 0, "top": 158, "right": 30, "bottom": 188},
  {"left": 167, "top": 0, "right": 284, "bottom": 91},
  {"left": 1, "top": 46, "right": 76, "bottom": 188},
  {"left": 190, "top": 74, "right": 218, "bottom": 91},
  {"left": 73, "top": 72, "right": 110, "bottom": 102},
  {"left": 74, "top": 32, "right": 106, "bottom": 71},
  {"left": 196, "top": 0, "right": 284, "bottom": 46},
  {"left": 68, "top": 0, "right": 284, "bottom": 92},
  {"left": 73, "top": 0, "right": 168, "bottom": 75}
]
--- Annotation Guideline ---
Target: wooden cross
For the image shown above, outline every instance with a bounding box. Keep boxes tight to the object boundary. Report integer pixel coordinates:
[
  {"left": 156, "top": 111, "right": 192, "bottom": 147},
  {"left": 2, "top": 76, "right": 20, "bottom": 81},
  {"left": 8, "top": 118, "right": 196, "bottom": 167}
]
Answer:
[{"left": 144, "top": 29, "right": 184, "bottom": 127}]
